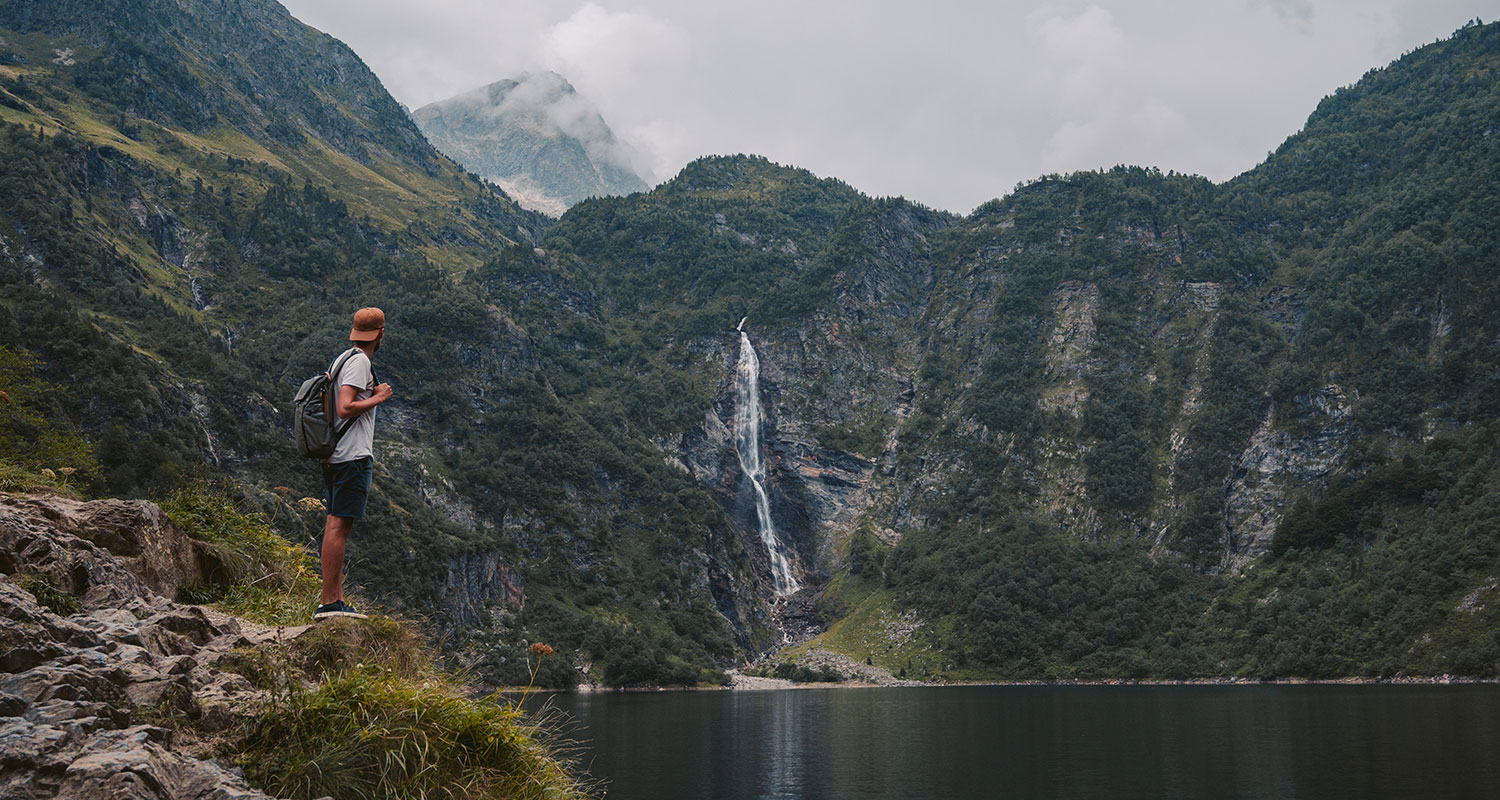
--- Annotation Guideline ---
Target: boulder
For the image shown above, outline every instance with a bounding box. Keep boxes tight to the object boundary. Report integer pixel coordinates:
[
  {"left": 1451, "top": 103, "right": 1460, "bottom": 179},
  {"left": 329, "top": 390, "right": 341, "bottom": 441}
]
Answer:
[
  {"left": 57, "top": 726, "right": 277, "bottom": 800},
  {"left": 0, "top": 495, "right": 213, "bottom": 603}
]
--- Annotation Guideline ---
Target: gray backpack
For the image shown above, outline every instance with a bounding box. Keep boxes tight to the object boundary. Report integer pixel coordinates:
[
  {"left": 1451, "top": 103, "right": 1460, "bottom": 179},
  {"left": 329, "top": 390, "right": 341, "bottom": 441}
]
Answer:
[{"left": 292, "top": 349, "right": 358, "bottom": 459}]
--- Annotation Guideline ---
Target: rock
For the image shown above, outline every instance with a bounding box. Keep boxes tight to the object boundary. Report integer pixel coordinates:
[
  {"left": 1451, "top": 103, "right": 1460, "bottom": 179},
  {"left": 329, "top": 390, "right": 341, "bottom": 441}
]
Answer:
[
  {"left": 0, "top": 691, "right": 26, "bottom": 716},
  {"left": 0, "top": 581, "right": 104, "bottom": 650},
  {"left": 0, "top": 494, "right": 216, "bottom": 608},
  {"left": 0, "top": 646, "right": 50, "bottom": 673},
  {"left": 2, "top": 663, "right": 131, "bottom": 706},
  {"left": 58, "top": 726, "right": 277, "bottom": 799},
  {"left": 0, "top": 496, "right": 298, "bottom": 799},
  {"left": 132, "top": 608, "right": 224, "bottom": 658},
  {"left": 438, "top": 552, "right": 525, "bottom": 628},
  {"left": 26, "top": 698, "right": 130, "bottom": 729},
  {"left": 124, "top": 677, "right": 184, "bottom": 707},
  {"left": 0, "top": 716, "right": 70, "bottom": 768},
  {"left": 142, "top": 608, "right": 221, "bottom": 646},
  {"left": 159, "top": 655, "right": 197, "bottom": 676},
  {"left": 1224, "top": 386, "right": 1352, "bottom": 571}
]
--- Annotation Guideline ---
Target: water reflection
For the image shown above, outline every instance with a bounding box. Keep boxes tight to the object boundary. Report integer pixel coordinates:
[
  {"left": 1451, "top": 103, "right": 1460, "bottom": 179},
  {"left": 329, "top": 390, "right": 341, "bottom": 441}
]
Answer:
[{"left": 524, "top": 685, "right": 1500, "bottom": 800}]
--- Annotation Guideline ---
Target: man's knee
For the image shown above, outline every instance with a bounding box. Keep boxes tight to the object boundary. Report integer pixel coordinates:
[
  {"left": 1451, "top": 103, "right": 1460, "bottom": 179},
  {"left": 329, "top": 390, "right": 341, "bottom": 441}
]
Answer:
[{"left": 324, "top": 515, "right": 354, "bottom": 538}]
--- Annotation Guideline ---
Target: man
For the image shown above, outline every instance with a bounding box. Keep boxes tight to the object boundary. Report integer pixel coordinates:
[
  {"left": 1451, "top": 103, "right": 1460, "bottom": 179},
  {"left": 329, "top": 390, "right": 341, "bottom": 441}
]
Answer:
[{"left": 315, "top": 306, "right": 393, "bottom": 620}]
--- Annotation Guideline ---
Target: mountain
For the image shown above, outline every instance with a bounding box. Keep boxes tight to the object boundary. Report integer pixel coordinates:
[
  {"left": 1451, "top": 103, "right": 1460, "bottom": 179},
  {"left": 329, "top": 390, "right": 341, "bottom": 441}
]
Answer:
[
  {"left": 0, "top": 0, "right": 752, "bottom": 689},
  {"left": 540, "top": 20, "right": 1500, "bottom": 679},
  {"left": 1, "top": 0, "right": 1498, "bottom": 689},
  {"left": 413, "top": 72, "right": 650, "bottom": 216}
]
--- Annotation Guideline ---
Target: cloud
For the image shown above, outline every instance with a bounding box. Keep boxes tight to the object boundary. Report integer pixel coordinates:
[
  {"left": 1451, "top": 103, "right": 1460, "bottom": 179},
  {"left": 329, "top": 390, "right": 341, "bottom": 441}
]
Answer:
[
  {"left": 1252, "top": 0, "right": 1315, "bottom": 25},
  {"left": 1029, "top": 5, "right": 1127, "bottom": 113},
  {"left": 1032, "top": 4, "right": 1125, "bottom": 58},
  {"left": 542, "top": 4, "right": 689, "bottom": 96},
  {"left": 531, "top": 2, "right": 689, "bottom": 182},
  {"left": 281, "top": 0, "right": 1500, "bottom": 213},
  {"left": 1023, "top": 0, "right": 1410, "bottom": 179}
]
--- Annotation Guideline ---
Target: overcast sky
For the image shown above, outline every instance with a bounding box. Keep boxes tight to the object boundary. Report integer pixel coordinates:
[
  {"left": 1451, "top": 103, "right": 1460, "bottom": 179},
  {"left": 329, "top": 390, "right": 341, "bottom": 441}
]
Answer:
[{"left": 279, "top": 0, "right": 1498, "bottom": 213}]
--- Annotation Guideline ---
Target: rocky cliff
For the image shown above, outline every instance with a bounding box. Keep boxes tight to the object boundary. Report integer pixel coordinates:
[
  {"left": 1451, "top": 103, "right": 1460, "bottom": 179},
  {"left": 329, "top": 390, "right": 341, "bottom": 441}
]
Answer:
[{"left": 0, "top": 493, "right": 286, "bottom": 798}]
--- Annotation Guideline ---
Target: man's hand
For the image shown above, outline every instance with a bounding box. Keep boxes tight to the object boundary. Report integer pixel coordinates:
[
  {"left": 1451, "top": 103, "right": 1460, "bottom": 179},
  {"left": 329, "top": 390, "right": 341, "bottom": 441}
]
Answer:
[{"left": 373, "top": 383, "right": 393, "bottom": 404}]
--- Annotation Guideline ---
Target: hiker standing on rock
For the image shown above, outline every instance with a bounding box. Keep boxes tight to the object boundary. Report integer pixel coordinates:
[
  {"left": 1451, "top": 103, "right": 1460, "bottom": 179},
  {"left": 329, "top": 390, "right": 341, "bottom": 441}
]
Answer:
[{"left": 316, "top": 307, "right": 392, "bottom": 620}]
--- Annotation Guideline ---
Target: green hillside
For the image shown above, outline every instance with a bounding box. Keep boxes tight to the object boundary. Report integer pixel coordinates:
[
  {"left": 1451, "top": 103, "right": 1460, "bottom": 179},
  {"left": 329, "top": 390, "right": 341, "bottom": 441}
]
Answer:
[
  {"left": 542, "top": 22, "right": 1500, "bottom": 680},
  {"left": 0, "top": 0, "right": 758, "bottom": 688}
]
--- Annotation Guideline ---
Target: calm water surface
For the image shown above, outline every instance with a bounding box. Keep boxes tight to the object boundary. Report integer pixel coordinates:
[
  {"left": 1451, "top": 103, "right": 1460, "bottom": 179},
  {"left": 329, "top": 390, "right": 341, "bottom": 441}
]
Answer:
[{"left": 525, "top": 685, "right": 1500, "bottom": 799}]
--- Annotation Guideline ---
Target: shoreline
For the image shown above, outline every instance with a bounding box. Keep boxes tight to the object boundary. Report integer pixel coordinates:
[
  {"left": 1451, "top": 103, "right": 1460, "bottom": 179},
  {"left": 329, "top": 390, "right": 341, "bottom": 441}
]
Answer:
[{"left": 496, "top": 672, "right": 1500, "bottom": 694}]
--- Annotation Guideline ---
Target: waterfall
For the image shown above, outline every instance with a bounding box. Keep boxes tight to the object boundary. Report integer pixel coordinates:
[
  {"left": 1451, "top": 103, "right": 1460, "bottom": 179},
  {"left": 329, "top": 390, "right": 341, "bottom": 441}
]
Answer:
[{"left": 733, "top": 320, "right": 801, "bottom": 596}]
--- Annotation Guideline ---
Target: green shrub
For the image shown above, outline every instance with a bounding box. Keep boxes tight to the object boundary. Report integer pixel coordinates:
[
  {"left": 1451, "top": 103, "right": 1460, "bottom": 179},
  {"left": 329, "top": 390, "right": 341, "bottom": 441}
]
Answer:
[
  {"left": 0, "top": 346, "right": 98, "bottom": 490},
  {"left": 770, "top": 661, "right": 845, "bottom": 683}
]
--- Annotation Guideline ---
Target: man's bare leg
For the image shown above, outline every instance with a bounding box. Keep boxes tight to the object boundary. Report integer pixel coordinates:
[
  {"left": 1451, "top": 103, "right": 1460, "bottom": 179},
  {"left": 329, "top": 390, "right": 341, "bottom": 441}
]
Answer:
[{"left": 320, "top": 514, "right": 354, "bottom": 606}]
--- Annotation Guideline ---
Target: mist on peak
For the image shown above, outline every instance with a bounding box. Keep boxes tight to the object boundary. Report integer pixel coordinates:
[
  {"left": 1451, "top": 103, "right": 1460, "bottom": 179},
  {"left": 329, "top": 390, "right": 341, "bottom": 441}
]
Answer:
[{"left": 414, "top": 71, "right": 650, "bottom": 216}]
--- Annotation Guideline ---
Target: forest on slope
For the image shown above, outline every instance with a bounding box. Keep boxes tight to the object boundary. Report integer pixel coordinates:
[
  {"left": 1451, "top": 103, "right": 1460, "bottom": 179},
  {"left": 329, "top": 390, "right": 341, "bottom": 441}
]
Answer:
[{"left": 1, "top": 0, "right": 1497, "bottom": 684}]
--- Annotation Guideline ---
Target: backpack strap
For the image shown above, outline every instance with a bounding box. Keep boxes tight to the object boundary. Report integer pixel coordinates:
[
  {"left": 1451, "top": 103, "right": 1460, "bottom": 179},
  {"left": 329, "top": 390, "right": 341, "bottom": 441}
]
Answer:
[{"left": 328, "top": 348, "right": 361, "bottom": 439}]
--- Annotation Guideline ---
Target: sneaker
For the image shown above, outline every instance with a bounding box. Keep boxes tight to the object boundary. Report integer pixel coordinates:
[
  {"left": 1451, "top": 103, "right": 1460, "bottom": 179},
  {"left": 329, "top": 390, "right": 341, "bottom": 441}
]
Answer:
[{"left": 314, "top": 600, "right": 368, "bottom": 620}]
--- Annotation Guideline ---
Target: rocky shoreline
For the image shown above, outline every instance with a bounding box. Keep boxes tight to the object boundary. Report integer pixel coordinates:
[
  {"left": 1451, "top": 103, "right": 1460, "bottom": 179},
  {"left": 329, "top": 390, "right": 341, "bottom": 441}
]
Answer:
[
  {"left": 577, "top": 648, "right": 1500, "bottom": 692},
  {"left": 569, "top": 672, "right": 1500, "bottom": 693}
]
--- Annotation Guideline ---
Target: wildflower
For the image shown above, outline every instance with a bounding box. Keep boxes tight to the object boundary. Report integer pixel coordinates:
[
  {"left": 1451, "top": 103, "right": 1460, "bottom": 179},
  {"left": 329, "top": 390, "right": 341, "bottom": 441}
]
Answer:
[
  {"left": 514, "top": 642, "right": 555, "bottom": 708},
  {"left": 0, "top": 390, "right": 10, "bottom": 404},
  {"left": 57, "top": 467, "right": 75, "bottom": 476},
  {"left": 273, "top": 486, "right": 293, "bottom": 496},
  {"left": 41, "top": 468, "right": 56, "bottom": 480},
  {"left": 296, "top": 497, "right": 326, "bottom": 512}
]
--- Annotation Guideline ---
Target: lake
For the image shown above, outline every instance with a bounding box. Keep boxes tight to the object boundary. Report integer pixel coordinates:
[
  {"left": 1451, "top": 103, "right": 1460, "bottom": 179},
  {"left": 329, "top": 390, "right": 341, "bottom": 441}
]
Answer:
[{"left": 524, "top": 684, "right": 1500, "bottom": 799}]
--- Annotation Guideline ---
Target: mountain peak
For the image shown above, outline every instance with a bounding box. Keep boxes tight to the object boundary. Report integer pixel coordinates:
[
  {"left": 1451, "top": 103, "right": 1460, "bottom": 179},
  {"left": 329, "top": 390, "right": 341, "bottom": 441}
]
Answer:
[
  {"left": 460, "top": 71, "right": 575, "bottom": 108},
  {"left": 414, "top": 72, "right": 649, "bottom": 217}
]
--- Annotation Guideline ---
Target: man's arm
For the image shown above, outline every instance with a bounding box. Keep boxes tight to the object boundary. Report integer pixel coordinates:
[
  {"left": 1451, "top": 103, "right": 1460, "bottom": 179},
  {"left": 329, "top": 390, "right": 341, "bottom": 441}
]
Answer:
[{"left": 338, "top": 382, "right": 392, "bottom": 419}]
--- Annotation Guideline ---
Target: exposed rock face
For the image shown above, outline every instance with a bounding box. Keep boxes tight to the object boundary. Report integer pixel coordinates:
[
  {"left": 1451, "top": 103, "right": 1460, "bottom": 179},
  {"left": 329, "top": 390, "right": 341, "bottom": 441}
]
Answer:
[
  {"left": 1225, "top": 386, "right": 1353, "bottom": 571},
  {"left": 0, "top": 496, "right": 217, "bottom": 607},
  {"left": 439, "top": 552, "right": 525, "bottom": 629},
  {"left": 668, "top": 205, "right": 950, "bottom": 597},
  {"left": 1037, "top": 280, "right": 1099, "bottom": 418},
  {"left": 0, "top": 493, "right": 289, "bottom": 799}
]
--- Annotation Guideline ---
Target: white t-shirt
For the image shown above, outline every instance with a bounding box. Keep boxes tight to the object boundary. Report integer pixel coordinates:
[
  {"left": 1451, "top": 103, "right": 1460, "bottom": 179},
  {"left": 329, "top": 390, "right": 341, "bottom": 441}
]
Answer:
[{"left": 330, "top": 348, "right": 376, "bottom": 464}]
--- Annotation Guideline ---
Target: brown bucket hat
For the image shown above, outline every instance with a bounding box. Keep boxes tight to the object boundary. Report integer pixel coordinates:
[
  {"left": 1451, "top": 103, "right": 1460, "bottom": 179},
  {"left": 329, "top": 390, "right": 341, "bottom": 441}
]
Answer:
[{"left": 350, "top": 307, "right": 385, "bottom": 342}]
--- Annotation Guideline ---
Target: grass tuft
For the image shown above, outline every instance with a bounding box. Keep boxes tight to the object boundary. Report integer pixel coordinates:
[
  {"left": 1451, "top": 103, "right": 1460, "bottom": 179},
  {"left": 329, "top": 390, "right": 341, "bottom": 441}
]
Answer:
[
  {"left": 160, "top": 482, "right": 321, "bottom": 625},
  {"left": 233, "top": 623, "right": 588, "bottom": 800},
  {"left": 241, "top": 669, "right": 581, "bottom": 800},
  {"left": 13, "top": 572, "right": 81, "bottom": 616},
  {"left": 294, "top": 616, "right": 429, "bottom": 680}
]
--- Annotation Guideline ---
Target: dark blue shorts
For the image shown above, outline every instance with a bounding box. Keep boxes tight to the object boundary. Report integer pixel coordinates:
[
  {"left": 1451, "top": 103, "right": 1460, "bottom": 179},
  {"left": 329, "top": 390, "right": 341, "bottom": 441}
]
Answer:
[{"left": 323, "top": 457, "right": 373, "bottom": 520}]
